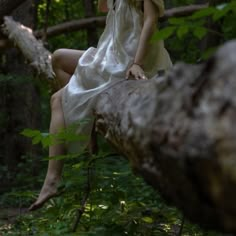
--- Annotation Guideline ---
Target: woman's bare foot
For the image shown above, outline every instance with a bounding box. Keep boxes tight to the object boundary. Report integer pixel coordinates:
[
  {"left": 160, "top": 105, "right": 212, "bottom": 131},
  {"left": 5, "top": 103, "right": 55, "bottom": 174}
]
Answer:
[{"left": 29, "top": 176, "right": 61, "bottom": 211}]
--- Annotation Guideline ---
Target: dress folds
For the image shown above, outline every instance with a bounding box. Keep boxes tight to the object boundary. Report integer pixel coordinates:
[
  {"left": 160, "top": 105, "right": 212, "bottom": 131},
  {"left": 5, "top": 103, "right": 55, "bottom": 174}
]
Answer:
[{"left": 61, "top": 0, "right": 172, "bottom": 147}]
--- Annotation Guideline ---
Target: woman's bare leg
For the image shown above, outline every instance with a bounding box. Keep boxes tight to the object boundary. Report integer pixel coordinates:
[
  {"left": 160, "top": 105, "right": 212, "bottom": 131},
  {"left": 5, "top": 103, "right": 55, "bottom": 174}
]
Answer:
[
  {"left": 52, "top": 48, "right": 85, "bottom": 88},
  {"left": 29, "top": 90, "right": 66, "bottom": 210},
  {"left": 29, "top": 49, "right": 84, "bottom": 210}
]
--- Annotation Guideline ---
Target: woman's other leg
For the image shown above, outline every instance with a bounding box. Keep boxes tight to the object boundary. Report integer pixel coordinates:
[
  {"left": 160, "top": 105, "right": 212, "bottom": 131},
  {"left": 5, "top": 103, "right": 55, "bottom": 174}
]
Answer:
[
  {"left": 29, "top": 90, "right": 65, "bottom": 210},
  {"left": 29, "top": 49, "right": 84, "bottom": 210}
]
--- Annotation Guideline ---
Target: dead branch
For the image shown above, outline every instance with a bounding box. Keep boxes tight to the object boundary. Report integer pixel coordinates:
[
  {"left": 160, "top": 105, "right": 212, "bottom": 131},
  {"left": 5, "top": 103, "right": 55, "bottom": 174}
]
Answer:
[{"left": 2, "top": 16, "right": 54, "bottom": 81}]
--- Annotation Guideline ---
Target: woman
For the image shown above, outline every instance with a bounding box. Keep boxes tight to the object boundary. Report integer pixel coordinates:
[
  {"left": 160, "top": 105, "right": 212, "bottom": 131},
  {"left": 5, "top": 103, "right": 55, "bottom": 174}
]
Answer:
[{"left": 29, "top": 0, "right": 172, "bottom": 210}]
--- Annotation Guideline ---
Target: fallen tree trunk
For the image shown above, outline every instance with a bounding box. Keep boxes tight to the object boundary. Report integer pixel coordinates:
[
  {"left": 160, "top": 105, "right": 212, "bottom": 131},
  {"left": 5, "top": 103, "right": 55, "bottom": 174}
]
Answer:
[{"left": 94, "top": 41, "right": 236, "bottom": 233}]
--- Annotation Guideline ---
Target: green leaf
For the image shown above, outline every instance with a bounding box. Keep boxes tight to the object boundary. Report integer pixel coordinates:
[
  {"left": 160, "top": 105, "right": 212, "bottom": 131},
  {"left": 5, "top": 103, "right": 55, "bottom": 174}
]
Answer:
[
  {"left": 72, "top": 162, "right": 83, "bottom": 170},
  {"left": 177, "top": 26, "right": 189, "bottom": 39},
  {"left": 191, "top": 7, "right": 215, "bottom": 19},
  {"left": 202, "top": 47, "right": 217, "bottom": 60},
  {"left": 32, "top": 135, "right": 41, "bottom": 145},
  {"left": 230, "top": 1, "right": 236, "bottom": 13},
  {"left": 216, "top": 3, "right": 228, "bottom": 10},
  {"left": 213, "top": 4, "right": 231, "bottom": 21},
  {"left": 142, "top": 216, "right": 154, "bottom": 224},
  {"left": 152, "top": 27, "right": 176, "bottom": 41},
  {"left": 42, "top": 135, "right": 54, "bottom": 148},
  {"left": 193, "top": 26, "right": 207, "bottom": 39},
  {"left": 168, "top": 17, "right": 185, "bottom": 25},
  {"left": 21, "top": 128, "right": 41, "bottom": 138}
]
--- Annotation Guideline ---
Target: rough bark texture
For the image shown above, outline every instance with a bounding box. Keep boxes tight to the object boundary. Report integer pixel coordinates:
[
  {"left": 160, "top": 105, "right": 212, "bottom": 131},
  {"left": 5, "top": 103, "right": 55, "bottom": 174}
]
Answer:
[
  {"left": 2, "top": 16, "right": 54, "bottom": 81},
  {"left": 94, "top": 41, "right": 236, "bottom": 233}
]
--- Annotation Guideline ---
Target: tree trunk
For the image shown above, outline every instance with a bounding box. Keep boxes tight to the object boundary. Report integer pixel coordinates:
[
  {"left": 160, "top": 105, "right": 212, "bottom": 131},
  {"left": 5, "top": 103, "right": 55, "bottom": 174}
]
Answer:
[
  {"left": 83, "top": 0, "right": 98, "bottom": 47},
  {"left": 0, "top": 0, "right": 42, "bottom": 187},
  {"left": 94, "top": 41, "right": 236, "bottom": 233}
]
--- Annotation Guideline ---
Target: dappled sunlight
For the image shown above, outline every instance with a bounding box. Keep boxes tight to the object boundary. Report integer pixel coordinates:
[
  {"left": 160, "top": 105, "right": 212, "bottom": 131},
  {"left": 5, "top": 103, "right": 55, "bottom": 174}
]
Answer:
[{"left": 20, "top": 25, "right": 33, "bottom": 34}]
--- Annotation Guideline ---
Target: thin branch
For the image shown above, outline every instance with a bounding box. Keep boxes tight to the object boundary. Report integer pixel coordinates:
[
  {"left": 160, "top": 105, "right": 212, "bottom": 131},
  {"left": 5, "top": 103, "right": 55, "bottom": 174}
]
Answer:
[
  {"left": 177, "top": 215, "right": 185, "bottom": 236},
  {"left": 162, "top": 3, "right": 208, "bottom": 20},
  {"left": 71, "top": 164, "right": 92, "bottom": 232}
]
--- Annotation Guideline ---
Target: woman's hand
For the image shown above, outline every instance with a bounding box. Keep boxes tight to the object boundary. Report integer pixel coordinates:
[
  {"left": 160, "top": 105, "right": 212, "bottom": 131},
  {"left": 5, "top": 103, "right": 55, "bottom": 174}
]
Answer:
[{"left": 126, "top": 63, "right": 147, "bottom": 80}]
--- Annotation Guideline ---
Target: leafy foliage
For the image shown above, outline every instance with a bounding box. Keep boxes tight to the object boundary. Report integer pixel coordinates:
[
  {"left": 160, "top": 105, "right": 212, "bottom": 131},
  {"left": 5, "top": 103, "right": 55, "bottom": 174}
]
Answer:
[
  {"left": 0, "top": 145, "right": 222, "bottom": 235},
  {"left": 154, "top": 1, "right": 236, "bottom": 41},
  {"left": 155, "top": 0, "right": 236, "bottom": 62}
]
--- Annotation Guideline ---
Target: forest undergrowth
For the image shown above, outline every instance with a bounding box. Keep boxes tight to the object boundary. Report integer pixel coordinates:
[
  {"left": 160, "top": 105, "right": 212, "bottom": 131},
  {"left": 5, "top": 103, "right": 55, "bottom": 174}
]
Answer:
[{"left": 0, "top": 134, "right": 223, "bottom": 236}]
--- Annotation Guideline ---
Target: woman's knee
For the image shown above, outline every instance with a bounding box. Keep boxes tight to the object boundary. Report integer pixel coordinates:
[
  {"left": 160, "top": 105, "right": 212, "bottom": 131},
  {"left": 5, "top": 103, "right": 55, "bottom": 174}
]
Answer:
[{"left": 51, "top": 49, "right": 67, "bottom": 71}]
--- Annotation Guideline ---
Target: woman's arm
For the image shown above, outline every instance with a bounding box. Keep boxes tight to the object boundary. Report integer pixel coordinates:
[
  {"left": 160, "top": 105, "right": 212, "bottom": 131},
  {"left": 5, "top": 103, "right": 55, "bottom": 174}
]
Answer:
[
  {"left": 98, "top": 0, "right": 108, "bottom": 12},
  {"left": 126, "top": 0, "right": 159, "bottom": 80}
]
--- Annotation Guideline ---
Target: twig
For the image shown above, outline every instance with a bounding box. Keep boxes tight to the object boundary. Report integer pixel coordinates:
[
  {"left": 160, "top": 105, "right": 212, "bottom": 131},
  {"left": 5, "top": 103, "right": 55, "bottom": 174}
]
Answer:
[
  {"left": 71, "top": 163, "right": 91, "bottom": 232},
  {"left": 177, "top": 215, "right": 185, "bottom": 236}
]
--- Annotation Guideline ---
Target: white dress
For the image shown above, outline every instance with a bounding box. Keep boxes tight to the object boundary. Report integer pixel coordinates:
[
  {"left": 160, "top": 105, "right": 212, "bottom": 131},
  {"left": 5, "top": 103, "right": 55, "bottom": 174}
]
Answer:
[{"left": 62, "top": 0, "right": 172, "bottom": 142}]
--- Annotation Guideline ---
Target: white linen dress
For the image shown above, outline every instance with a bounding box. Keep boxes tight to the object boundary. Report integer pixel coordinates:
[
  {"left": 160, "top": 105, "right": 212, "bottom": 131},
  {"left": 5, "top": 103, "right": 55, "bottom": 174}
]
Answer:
[{"left": 62, "top": 0, "right": 172, "bottom": 145}]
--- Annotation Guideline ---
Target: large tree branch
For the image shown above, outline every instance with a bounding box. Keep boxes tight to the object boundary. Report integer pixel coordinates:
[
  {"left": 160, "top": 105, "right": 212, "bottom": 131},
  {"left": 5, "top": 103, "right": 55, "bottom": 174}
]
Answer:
[
  {"left": 34, "top": 17, "right": 106, "bottom": 38},
  {"left": 2, "top": 16, "right": 54, "bottom": 81},
  {"left": 93, "top": 40, "right": 236, "bottom": 234}
]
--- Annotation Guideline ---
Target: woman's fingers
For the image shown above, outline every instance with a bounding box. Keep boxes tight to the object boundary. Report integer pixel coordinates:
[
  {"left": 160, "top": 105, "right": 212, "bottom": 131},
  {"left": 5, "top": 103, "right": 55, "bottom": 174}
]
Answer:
[
  {"left": 136, "top": 72, "right": 147, "bottom": 80},
  {"left": 126, "top": 70, "right": 131, "bottom": 79},
  {"left": 126, "top": 66, "right": 147, "bottom": 80}
]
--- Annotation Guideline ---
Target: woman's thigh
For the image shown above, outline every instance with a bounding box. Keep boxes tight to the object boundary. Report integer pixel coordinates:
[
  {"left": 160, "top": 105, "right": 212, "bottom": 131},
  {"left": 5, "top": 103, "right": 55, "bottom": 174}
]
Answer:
[{"left": 52, "top": 49, "right": 85, "bottom": 75}]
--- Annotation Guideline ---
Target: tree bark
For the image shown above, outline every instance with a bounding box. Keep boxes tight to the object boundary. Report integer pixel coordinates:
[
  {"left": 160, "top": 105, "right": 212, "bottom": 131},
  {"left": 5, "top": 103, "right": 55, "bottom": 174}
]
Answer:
[
  {"left": 94, "top": 41, "right": 236, "bottom": 233},
  {"left": 82, "top": 0, "right": 98, "bottom": 47},
  {"left": 0, "top": 0, "right": 43, "bottom": 187},
  {"left": 2, "top": 16, "right": 55, "bottom": 81}
]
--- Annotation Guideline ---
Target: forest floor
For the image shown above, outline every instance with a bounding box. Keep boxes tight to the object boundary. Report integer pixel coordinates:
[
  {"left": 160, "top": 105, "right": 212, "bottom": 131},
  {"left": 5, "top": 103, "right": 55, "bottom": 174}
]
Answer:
[{"left": 0, "top": 208, "right": 28, "bottom": 232}]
